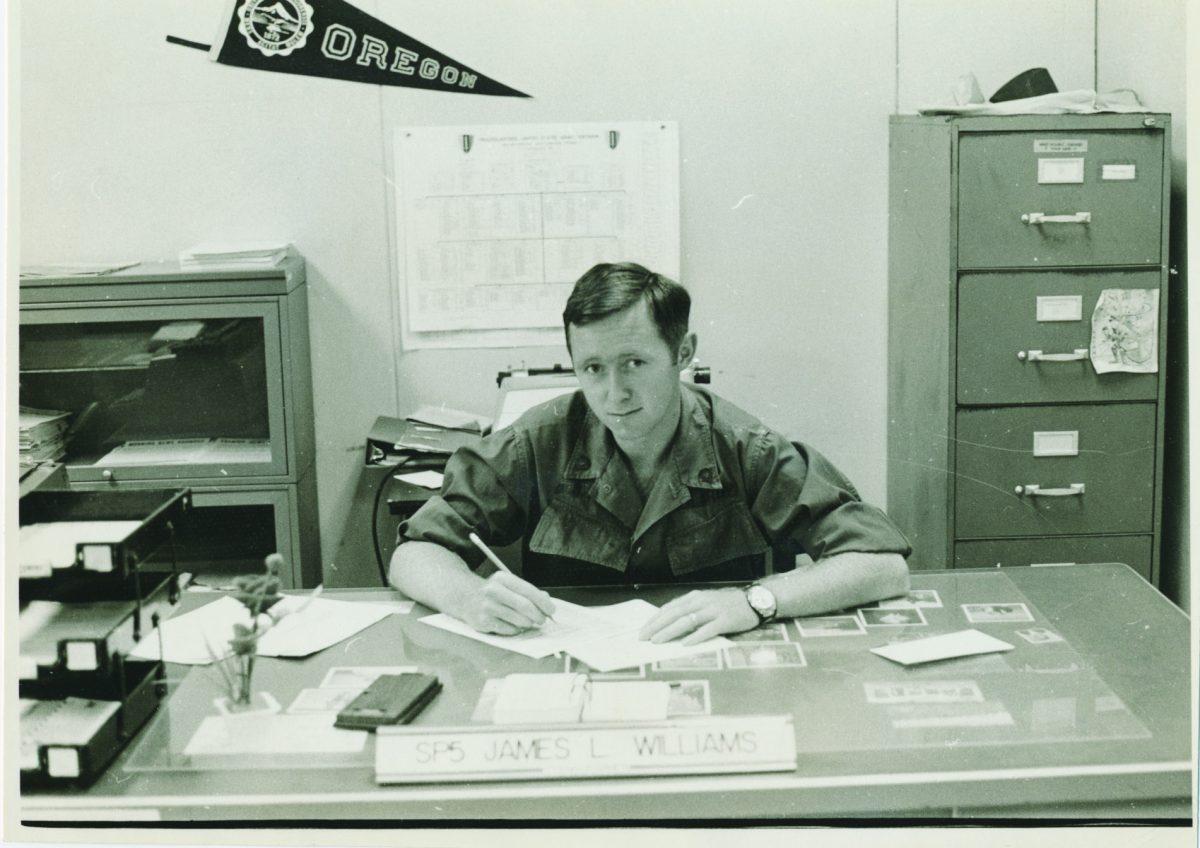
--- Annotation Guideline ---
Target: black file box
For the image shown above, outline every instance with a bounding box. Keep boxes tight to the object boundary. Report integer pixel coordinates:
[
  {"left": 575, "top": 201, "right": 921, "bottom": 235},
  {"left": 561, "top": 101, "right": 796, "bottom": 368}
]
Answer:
[
  {"left": 20, "top": 659, "right": 164, "bottom": 789},
  {"left": 18, "top": 488, "right": 190, "bottom": 600},
  {"left": 19, "top": 573, "right": 178, "bottom": 698}
]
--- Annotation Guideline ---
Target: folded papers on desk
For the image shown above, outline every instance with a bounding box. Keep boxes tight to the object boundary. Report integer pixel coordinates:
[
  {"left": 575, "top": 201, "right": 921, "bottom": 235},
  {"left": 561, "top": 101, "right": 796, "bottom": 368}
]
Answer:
[
  {"left": 130, "top": 595, "right": 397, "bottom": 664},
  {"left": 420, "top": 597, "right": 731, "bottom": 672}
]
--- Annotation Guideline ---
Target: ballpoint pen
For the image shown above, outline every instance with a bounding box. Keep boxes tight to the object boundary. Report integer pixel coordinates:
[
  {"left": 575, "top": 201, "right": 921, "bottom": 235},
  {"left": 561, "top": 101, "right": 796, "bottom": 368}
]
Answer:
[{"left": 468, "top": 532, "right": 558, "bottom": 624}]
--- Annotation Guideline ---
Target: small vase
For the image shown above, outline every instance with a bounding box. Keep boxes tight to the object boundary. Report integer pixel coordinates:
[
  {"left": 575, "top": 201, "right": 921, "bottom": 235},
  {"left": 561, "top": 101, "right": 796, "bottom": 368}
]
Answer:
[{"left": 213, "top": 690, "right": 281, "bottom": 716}]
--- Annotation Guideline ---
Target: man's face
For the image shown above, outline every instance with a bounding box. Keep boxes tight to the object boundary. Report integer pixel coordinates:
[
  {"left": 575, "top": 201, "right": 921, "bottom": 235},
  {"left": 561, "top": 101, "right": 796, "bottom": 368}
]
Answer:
[{"left": 568, "top": 300, "right": 689, "bottom": 450}]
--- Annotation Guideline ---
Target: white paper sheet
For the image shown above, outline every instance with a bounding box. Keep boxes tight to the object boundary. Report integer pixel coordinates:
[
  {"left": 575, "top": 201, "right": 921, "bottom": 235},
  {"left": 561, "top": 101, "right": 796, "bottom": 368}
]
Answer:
[
  {"left": 419, "top": 597, "right": 622, "bottom": 659},
  {"left": 422, "top": 596, "right": 729, "bottom": 672},
  {"left": 130, "top": 595, "right": 396, "bottom": 664},
  {"left": 1090, "top": 288, "right": 1159, "bottom": 374},
  {"left": 870, "top": 629, "right": 1014, "bottom": 666},
  {"left": 183, "top": 714, "right": 366, "bottom": 757},
  {"left": 395, "top": 470, "right": 444, "bottom": 490},
  {"left": 565, "top": 631, "right": 732, "bottom": 674},
  {"left": 494, "top": 386, "right": 579, "bottom": 431},
  {"left": 395, "top": 121, "right": 680, "bottom": 349}
]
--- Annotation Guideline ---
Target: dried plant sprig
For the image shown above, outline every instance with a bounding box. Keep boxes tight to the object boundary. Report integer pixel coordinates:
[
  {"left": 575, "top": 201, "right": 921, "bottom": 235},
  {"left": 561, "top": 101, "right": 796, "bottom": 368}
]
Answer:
[{"left": 216, "top": 552, "right": 294, "bottom": 704}]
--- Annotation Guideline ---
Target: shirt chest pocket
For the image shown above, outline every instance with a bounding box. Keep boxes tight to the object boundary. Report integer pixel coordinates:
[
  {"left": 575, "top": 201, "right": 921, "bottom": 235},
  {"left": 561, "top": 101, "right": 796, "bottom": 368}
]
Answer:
[
  {"left": 667, "top": 498, "right": 769, "bottom": 576},
  {"left": 528, "top": 496, "right": 627, "bottom": 570}
]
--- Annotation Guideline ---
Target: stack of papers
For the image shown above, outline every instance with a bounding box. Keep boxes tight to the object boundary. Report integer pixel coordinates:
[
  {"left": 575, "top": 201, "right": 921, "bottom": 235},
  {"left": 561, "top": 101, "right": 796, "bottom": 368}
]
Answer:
[
  {"left": 20, "top": 262, "right": 138, "bottom": 278},
  {"left": 179, "top": 241, "right": 292, "bottom": 270},
  {"left": 19, "top": 406, "right": 70, "bottom": 464},
  {"left": 95, "top": 438, "right": 271, "bottom": 467},
  {"left": 391, "top": 419, "right": 482, "bottom": 457},
  {"left": 420, "top": 597, "right": 731, "bottom": 673},
  {"left": 407, "top": 404, "right": 491, "bottom": 434},
  {"left": 129, "top": 595, "right": 397, "bottom": 664}
]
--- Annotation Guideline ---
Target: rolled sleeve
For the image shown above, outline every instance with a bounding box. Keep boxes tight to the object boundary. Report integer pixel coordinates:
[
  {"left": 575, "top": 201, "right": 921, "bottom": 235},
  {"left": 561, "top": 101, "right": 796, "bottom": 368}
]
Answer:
[
  {"left": 747, "top": 431, "right": 911, "bottom": 560},
  {"left": 398, "top": 428, "right": 532, "bottom": 570}
]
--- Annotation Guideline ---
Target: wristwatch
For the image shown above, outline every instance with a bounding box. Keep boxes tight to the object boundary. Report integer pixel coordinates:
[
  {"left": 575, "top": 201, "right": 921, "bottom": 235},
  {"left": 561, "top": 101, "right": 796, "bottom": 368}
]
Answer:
[{"left": 744, "top": 583, "right": 778, "bottom": 623}]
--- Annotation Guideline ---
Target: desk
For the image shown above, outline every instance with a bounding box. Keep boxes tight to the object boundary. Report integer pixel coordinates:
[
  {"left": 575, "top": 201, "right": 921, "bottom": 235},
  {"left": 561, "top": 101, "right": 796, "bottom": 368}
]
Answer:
[{"left": 21, "top": 564, "right": 1192, "bottom": 823}]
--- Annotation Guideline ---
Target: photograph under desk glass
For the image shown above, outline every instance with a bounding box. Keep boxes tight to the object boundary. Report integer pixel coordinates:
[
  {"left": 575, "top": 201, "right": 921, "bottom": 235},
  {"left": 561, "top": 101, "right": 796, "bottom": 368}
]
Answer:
[
  {"left": 122, "top": 572, "right": 1150, "bottom": 777},
  {"left": 19, "top": 318, "right": 273, "bottom": 472}
]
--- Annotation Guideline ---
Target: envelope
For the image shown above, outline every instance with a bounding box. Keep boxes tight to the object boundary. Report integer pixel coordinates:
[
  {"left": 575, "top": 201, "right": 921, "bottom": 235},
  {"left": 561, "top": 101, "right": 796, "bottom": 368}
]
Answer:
[{"left": 870, "top": 629, "right": 1014, "bottom": 666}]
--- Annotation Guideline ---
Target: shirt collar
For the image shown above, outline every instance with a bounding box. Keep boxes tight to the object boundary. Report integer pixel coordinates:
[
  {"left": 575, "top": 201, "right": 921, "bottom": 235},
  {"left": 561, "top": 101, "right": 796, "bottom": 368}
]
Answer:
[{"left": 565, "top": 387, "right": 723, "bottom": 491}]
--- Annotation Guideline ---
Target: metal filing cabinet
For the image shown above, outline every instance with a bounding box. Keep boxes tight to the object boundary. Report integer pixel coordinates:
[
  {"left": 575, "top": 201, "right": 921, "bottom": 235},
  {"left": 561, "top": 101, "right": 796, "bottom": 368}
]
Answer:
[{"left": 887, "top": 114, "right": 1170, "bottom": 583}]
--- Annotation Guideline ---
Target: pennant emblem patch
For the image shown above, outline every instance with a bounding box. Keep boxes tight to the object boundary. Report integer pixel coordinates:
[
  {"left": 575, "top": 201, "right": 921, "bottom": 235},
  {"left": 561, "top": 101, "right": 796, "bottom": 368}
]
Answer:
[{"left": 237, "top": 0, "right": 315, "bottom": 57}]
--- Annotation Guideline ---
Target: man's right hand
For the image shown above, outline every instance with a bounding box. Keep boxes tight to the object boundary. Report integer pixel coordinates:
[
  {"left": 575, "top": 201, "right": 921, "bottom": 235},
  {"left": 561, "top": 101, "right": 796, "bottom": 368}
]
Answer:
[{"left": 458, "top": 572, "right": 558, "bottom": 635}]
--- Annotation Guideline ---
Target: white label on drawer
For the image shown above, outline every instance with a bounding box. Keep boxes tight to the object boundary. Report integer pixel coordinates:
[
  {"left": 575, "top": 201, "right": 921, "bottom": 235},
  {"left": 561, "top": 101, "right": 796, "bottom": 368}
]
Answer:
[
  {"left": 1037, "top": 157, "right": 1085, "bottom": 184},
  {"left": 82, "top": 544, "right": 114, "bottom": 572},
  {"left": 1036, "top": 295, "right": 1083, "bottom": 322},
  {"left": 1033, "top": 431, "right": 1079, "bottom": 457},
  {"left": 65, "top": 641, "right": 99, "bottom": 671},
  {"left": 1030, "top": 562, "right": 1076, "bottom": 567},
  {"left": 19, "top": 561, "right": 53, "bottom": 579},
  {"left": 1034, "top": 139, "right": 1088, "bottom": 153},
  {"left": 46, "top": 747, "right": 81, "bottom": 778},
  {"left": 1102, "top": 163, "right": 1137, "bottom": 181}
]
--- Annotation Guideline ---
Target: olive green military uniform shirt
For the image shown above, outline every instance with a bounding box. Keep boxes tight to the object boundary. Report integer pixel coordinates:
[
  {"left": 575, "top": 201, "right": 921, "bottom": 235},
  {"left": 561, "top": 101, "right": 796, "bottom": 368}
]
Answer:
[{"left": 400, "top": 386, "right": 910, "bottom": 586}]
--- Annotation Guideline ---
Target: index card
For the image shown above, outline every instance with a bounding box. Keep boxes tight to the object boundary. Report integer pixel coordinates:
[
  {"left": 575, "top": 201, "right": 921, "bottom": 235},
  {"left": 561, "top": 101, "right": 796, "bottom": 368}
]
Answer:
[{"left": 581, "top": 681, "right": 672, "bottom": 723}]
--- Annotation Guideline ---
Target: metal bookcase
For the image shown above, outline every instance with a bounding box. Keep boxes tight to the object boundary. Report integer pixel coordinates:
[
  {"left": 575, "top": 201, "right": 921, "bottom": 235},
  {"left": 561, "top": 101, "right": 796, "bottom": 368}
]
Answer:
[{"left": 19, "top": 255, "right": 321, "bottom": 588}]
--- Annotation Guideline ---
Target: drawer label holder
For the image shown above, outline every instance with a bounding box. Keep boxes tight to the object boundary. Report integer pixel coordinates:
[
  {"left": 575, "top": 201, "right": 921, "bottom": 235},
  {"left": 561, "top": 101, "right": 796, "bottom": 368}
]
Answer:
[
  {"left": 1033, "top": 431, "right": 1079, "bottom": 457},
  {"left": 375, "top": 715, "right": 797, "bottom": 783},
  {"left": 1036, "top": 295, "right": 1083, "bottom": 322},
  {"left": 1037, "top": 157, "right": 1085, "bottom": 184}
]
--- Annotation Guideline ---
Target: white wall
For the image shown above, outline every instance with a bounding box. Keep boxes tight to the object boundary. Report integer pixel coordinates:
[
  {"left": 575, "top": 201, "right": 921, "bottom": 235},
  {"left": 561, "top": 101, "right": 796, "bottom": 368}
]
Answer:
[{"left": 14, "top": 1, "right": 1186, "bottom": 586}]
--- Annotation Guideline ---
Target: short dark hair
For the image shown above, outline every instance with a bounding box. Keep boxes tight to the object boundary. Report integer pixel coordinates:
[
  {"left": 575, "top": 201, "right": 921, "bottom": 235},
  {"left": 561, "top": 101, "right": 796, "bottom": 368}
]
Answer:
[{"left": 562, "top": 262, "right": 690, "bottom": 353}]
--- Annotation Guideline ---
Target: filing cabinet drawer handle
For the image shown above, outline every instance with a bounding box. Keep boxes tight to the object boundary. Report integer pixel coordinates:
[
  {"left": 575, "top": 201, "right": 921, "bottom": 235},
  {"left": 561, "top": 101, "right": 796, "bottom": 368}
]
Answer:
[
  {"left": 1014, "top": 483, "right": 1085, "bottom": 497},
  {"left": 1017, "top": 348, "right": 1089, "bottom": 362},
  {"left": 1020, "top": 212, "right": 1092, "bottom": 225}
]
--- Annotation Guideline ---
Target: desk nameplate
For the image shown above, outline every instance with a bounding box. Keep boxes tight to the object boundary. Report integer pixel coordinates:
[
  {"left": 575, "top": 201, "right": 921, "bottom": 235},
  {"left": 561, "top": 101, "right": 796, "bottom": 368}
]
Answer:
[{"left": 375, "top": 715, "right": 796, "bottom": 784}]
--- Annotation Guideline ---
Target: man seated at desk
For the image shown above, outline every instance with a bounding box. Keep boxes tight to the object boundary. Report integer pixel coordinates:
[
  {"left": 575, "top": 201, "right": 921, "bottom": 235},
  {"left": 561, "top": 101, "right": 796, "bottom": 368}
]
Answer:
[{"left": 391, "top": 262, "right": 911, "bottom": 643}]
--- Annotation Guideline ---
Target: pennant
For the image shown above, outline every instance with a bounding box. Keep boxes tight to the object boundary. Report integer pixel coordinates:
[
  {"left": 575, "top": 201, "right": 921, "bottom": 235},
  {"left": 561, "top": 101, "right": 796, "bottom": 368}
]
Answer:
[{"left": 203, "top": 0, "right": 529, "bottom": 98}]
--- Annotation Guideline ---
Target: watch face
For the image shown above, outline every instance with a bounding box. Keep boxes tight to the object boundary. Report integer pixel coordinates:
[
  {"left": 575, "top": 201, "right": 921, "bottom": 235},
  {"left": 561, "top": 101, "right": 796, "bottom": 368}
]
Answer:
[{"left": 747, "top": 585, "right": 776, "bottom": 618}]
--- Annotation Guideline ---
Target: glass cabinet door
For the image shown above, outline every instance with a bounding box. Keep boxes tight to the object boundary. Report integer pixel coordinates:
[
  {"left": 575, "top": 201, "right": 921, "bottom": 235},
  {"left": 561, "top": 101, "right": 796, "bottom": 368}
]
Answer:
[
  {"left": 19, "top": 302, "right": 288, "bottom": 482},
  {"left": 136, "top": 488, "right": 299, "bottom": 589}
]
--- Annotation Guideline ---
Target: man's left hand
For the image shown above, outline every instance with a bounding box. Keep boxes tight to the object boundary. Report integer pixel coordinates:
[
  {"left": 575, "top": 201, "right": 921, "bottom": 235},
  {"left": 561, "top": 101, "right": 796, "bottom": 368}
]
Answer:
[{"left": 638, "top": 587, "right": 760, "bottom": 645}]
